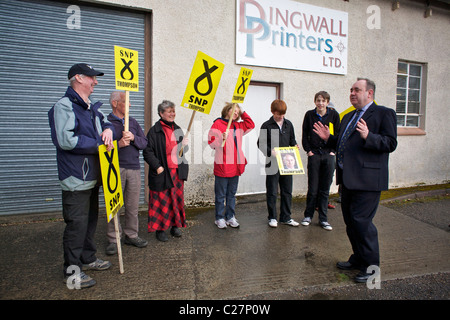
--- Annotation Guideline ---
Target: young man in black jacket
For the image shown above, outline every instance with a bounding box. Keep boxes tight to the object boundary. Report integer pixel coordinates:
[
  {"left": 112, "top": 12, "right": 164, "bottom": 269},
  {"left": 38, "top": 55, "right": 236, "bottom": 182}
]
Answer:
[
  {"left": 257, "top": 99, "right": 300, "bottom": 228},
  {"left": 301, "top": 91, "right": 340, "bottom": 230}
]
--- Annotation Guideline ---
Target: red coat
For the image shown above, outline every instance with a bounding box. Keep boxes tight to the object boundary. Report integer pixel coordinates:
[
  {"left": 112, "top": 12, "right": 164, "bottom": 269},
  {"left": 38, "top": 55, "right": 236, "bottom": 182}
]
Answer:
[{"left": 208, "top": 112, "right": 255, "bottom": 177}]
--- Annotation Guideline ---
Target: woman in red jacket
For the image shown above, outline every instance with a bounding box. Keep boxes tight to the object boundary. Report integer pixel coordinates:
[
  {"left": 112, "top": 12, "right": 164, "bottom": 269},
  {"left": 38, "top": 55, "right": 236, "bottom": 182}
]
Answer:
[{"left": 208, "top": 103, "right": 255, "bottom": 229}]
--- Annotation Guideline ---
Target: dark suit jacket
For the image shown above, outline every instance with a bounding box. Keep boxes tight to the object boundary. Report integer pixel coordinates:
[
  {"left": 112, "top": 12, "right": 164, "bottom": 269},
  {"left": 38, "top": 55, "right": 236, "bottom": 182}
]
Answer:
[{"left": 327, "top": 102, "right": 397, "bottom": 191}]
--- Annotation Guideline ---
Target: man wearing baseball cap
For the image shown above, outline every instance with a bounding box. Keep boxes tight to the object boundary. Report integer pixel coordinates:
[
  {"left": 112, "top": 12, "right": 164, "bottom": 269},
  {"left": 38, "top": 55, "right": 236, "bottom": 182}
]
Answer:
[
  {"left": 49, "top": 63, "right": 114, "bottom": 289},
  {"left": 67, "top": 63, "right": 105, "bottom": 79}
]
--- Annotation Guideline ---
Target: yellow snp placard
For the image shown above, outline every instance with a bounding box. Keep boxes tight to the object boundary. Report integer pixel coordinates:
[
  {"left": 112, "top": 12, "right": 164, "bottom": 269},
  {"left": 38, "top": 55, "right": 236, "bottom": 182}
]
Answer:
[
  {"left": 339, "top": 106, "right": 355, "bottom": 121},
  {"left": 231, "top": 67, "right": 253, "bottom": 103},
  {"left": 99, "top": 141, "right": 124, "bottom": 222},
  {"left": 114, "top": 45, "right": 139, "bottom": 92},
  {"left": 181, "top": 51, "right": 224, "bottom": 114},
  {"left": 274, "top": 147, "right": 305, "bottom": 175},
  {"left": 339, "top": 101, "right": 377, "bottom": 120}
]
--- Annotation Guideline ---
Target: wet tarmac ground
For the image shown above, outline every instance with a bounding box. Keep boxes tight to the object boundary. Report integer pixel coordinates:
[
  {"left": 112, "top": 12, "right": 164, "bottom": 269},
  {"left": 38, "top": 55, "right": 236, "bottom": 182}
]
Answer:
[{"left": 0, "top": 192, "right": 448, "bottom": 308}]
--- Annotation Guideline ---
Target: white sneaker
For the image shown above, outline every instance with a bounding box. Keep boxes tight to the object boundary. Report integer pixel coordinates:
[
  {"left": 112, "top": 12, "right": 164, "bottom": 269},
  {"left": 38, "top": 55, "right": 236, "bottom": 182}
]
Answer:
[
  {"left": 320, "top": 221, "right": 333, "bottom": 231},
  {"left": 281, "top": 219, "right": 300, "bottom": 227},
  {"left": 268, "top": 219, "right": 278, "bottom": 228},
  {"left": 215, "top": 219, "right": 227, "bottom": 229},
  {"left": 301, "top": 217, "right": 312, "bottom": 226},
  {"left": 226, "top": 217, "right": 240, "bottom": 228}
]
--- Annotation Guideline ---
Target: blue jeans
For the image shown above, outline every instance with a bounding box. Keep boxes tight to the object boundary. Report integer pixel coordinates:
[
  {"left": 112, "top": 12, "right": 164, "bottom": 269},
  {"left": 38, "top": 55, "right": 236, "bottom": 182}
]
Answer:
[{"left": 214, "top": 176, "right": 239, "bottom": 220}]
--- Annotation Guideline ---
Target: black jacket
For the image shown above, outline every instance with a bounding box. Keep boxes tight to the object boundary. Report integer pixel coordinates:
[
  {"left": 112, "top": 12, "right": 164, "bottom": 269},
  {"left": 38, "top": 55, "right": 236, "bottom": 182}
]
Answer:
[
  {"left": 302, "top": 107, "right": 340, "bottom": 154},
  {"left": 107, "top": 113, "right": 147, "bottom": 170},
  {"left": 257, "top": 116, "right": 297, "bottom": 168},
  {"left": 327, "top": 103, "right": 397, "bottom": 191},
  {"left": 143, "top": 120, "right": 189, "bottom": 191}
]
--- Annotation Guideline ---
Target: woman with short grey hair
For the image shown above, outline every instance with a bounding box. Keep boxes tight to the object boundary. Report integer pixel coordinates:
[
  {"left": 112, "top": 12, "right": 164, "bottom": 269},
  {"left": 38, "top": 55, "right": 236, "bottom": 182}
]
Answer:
[
  {"left": 143, "top": 100, "right": 189, "bottom": 242},
  {"left": 157, "top": 100, "right": 175, "bottom": 115}
]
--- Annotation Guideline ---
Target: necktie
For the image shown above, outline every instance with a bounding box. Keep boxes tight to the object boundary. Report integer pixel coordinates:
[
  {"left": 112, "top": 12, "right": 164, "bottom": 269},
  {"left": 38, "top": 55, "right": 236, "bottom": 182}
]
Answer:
[{"left": 337, "top": 110, "right": 361, "bottom": 168}]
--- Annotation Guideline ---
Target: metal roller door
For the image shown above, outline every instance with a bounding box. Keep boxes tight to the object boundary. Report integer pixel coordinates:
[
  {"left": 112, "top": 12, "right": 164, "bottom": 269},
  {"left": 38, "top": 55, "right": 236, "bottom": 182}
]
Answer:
[{"left": 0, "top": 0, "right": 147, "bottom": 215}]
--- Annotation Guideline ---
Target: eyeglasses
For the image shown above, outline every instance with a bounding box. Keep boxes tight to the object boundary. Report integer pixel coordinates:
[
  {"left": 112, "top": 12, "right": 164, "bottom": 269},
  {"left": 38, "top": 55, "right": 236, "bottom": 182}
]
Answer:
[{"left": 78, "top": 74, "right": 97, "bottom": 81}]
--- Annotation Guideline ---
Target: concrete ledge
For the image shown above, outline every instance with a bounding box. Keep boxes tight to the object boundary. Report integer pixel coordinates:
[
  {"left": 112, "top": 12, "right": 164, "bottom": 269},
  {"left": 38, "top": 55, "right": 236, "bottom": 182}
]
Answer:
[{"left": 381, "top": 188, "right": 450, "bottom": 203}]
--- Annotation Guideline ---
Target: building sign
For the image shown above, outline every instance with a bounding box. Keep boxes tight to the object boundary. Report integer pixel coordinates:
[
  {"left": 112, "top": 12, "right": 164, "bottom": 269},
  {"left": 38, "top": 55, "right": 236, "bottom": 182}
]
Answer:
[{"left": 236, "top": 0, "right": 348, "bottom": 75}]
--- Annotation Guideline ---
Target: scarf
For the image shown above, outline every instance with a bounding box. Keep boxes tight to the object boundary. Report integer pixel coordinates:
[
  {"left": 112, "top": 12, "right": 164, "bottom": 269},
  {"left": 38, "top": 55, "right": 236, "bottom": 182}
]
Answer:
[{"left": 160, "top": 119, "right": 178, "bottom": 168}]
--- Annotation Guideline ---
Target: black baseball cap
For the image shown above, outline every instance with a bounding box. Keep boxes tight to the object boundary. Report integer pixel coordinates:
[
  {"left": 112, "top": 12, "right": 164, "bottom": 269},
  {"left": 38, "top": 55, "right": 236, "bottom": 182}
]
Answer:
[{"left": 68, "top": 63, "right": 104, "bottom": 79}]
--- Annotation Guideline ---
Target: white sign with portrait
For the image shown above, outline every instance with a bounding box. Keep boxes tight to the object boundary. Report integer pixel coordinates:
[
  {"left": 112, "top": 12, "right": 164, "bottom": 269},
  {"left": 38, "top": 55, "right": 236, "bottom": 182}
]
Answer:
[{"left": 275, "top": 147, "right": 305, "bottom": 175}]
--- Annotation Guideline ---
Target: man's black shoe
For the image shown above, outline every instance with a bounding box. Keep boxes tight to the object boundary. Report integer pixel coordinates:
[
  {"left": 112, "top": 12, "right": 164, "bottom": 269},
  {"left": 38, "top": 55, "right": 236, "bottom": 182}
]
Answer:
[
  {"left": 336, "top": 261, "right": 360, "bottom": 270},
  {"left": 170, "top": 227, "right": 182, "bottom": 237},
  {"left": 156, "top": 231, "right": 168, "bottom": 242},
  {"left": 354, "top": 271, "right": 374, "bottom": 283},
  {"left": 105, "top": 242, "right": 117, "bottom": 255},
  {"left": 124, "top": 236, "right": 148, "bottom": 248}
]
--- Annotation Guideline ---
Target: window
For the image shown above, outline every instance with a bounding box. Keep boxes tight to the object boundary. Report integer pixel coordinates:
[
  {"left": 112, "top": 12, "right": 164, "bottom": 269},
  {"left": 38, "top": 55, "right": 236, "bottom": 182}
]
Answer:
[{"left": 396, "top": 61, "right": 426, "bottom": 133}]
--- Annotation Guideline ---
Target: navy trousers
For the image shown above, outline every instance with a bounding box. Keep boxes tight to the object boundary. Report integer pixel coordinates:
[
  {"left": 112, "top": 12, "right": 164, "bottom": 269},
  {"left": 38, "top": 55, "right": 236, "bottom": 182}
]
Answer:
[
  {"left": 341, "top": 185, "right": 381, "bottom": 271},
  {"left": 304, "top": 153, "right": 336, "bottom": 222}
]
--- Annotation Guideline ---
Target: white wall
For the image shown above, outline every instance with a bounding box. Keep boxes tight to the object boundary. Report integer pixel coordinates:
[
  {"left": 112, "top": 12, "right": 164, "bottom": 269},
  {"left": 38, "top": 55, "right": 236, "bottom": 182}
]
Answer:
[{"left": 93, "top": 0, "right": 450, "bottom": 205}]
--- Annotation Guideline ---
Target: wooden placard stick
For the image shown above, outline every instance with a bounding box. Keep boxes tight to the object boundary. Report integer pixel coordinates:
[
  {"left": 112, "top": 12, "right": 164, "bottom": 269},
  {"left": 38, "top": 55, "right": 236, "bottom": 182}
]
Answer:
[
  {"left": 221, "top": 103, "right": 237, "bottom": 147},
  {"left": 114, "top": 214, "right": 124, "bottom": 274},
  {"left": 114, "top": 90, "right": 129, "bottom": 275},
  {"left": 179, "top": 110, "right": 196, "bottom": 157},
  {"left": 124, "top": 91, "right": 130, "bottom": 131}
]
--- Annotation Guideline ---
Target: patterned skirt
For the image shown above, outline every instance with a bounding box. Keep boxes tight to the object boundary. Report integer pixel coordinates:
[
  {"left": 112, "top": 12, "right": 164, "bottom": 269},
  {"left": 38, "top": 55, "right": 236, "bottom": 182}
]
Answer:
[{"left": 148, "top": 168, "right": 186, "bottom": 232}]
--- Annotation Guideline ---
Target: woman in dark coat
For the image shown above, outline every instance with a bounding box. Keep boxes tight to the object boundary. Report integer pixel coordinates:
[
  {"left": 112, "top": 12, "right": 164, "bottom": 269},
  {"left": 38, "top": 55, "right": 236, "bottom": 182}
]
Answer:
[{"left": 143, "top": 100, "right": 189, "bottom": 242}]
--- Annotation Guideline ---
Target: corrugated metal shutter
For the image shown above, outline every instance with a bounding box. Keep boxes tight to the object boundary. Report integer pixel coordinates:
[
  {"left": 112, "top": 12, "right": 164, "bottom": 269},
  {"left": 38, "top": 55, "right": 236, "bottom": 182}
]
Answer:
[{"left": 0, "top": 0, "right": 147, "bottom": 215}]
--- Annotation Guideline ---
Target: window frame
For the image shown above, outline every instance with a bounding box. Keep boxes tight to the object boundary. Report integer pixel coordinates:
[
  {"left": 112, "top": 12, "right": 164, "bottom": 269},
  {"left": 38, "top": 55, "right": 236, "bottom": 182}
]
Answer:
[{"left": 396, "top": 60, "right": 427, "bottom": 136}]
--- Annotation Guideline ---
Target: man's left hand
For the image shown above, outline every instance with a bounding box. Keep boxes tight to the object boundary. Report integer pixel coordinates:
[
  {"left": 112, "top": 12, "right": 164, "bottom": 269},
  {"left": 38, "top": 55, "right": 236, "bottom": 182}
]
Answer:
[
  {"left": 356, "top": 118, "right": 369, "bottom": 140},
  {"left": 102, "top": 128, "right": 114, "bottom": 152}
]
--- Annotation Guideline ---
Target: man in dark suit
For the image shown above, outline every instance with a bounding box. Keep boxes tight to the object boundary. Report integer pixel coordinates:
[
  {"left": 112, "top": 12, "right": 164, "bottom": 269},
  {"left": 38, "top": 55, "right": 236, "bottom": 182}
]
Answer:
[{"left": 313, "top": 78, "right": 397, "bottom": 283}]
